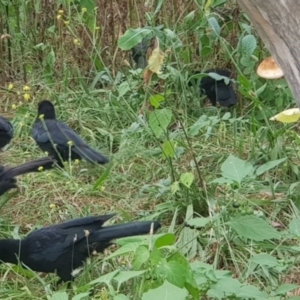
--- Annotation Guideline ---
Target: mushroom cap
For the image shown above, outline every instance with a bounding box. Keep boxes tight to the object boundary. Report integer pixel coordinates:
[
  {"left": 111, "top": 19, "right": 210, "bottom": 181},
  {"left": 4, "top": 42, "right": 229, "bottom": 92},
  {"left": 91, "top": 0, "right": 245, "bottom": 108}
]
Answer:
[{"left": 257, "top": 56, "right": 284, "bottom": 79}]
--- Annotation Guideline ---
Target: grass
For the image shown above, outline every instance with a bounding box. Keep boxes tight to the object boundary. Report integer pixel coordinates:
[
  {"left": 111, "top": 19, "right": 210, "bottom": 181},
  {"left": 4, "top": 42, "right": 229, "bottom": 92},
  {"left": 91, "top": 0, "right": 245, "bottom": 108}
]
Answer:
[{"left": 2, "top": 0, "right": 300, "bottom": 299}]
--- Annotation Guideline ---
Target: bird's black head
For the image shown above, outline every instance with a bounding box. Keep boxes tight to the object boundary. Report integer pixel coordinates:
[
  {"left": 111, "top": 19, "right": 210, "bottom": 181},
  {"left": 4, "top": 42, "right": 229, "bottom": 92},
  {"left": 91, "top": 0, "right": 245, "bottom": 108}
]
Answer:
[{"left": 37, "top": 100, "right": 56, "bottom": 120}]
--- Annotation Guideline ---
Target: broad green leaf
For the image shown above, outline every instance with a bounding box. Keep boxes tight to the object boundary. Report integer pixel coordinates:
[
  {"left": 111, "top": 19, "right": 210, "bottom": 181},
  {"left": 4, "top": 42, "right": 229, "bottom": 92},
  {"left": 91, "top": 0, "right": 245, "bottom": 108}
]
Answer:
[
  {"left": 142, "top": 281, "right": 188, "bottom": 300},
  {"left": 157, "top": 260, "right": 186, "bottom": 288},
  {"left": 238, "top": 74, "right": 251, "bottom": 89},
  {"left": 255, "top": 158, "right": 287, "bottom": 176},
  {"left": 249, "top": 253, "right": 278, "bottom": 267},
  {"left": 50, "top": 292, "right": 68, "bottom": 300},
  {"left": 149, "top": 108, "right": 172, "bottom": 138},
  {"left": 89, "top": 269, "right": 119, "bottom": 285},
  {"left": 275, "top": 284, "right": 299, "bottom": 296},
  {"left": 208, "top": 278, "right": 241, "bottom": 299},
  {"left": 221, "top": 154, "right": 254, "bottom": 183},
  {"left": 133, "top": 245, "right": 150, "bottom": 270},
  {"left": 255, "top": 83, "right": 267, "bottom": 96},
  {"left": 180, "top": 172, "right": 194, "bottom": 188},
  {"left": 289, "top": 218, "right": 300, "bottom": 237},
  {"left": 237, "top": 285, "right": 269, "bottom": 299},
  {"left": 150, "top": 94, "right": 165, "bottom": 108},
  {"left": 155, "top": 233, "right": 175, "bottom": 248},
  {"left": 241, "top": 34, "right": 257, "bottom": 56},
  {"left": 118, "top": 28, "right": 151, "bottom": 50},
  {"left": 72, "top": 293, "right": 91, "bottom": 300},
  {"left": 208, "top": 17, "right": 220, "bottom": 37},
  {"left": 270, "top": 108, "right": 300, "bottom": 123},
  {"left": 186, "top": 217, "right": 213, "bottom": 228},
  {"left": 162, "top": 140, "right": 176, "bottom": 159},
  {"left": 171, "top": 181, "right": 180, "bottom": 194},
  {"left": 113, "top": 295, "right": 130, "bottom": 300},
  {"left": 114, "top": 270, "right": 146, "bottom": 290},
  {"left": 105, "top": 242, "right": 141, "bottom": 260},
  {"left": 227, "top": 215, "right": 281, "bottom": 241}
]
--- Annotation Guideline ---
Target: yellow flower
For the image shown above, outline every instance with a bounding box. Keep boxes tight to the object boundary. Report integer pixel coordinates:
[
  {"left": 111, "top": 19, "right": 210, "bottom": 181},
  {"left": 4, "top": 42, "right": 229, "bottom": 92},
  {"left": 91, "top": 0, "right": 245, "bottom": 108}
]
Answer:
[
  {"left": 12, "top": 104, "right": 17, "bottom": 110},
  {"left": 58, "top": 10, "right": 64, "bottom": 15},
  {"left": 95, "top": 26, "right": 100, "bottom": 30},
  {"left": 57, "top": 15, "right": 62, "bottom": 20},
  {"left": 64, "top": 20, "right": 70, "bottom": 25},
  {"left": 39, "top": 114, "right": 44, "bottom": 119},
  {"left": 19, "top": 122, "right": 24, "bottom": 127},
  {"left": 100, "top": 186, "right": 105, "bottom": 191},
  {"left": 23, "top": 85, "right": 30, "bottom": 91},
  {"left": 81, "top": 7, "right": 87, "bottom": 13},
  {"left": 73, "top": 39, "right": 81, "bottom": 46},
  {"left": 49, "top": 203, "right": 56, "bottom": 209},
  {"left": 8, "top": 83, "right": 14, "bottom": 90},
  {"left": 38, "top": 166, "right": 44, "bottom": 171},
  {"left": 74, "top": 159, "right": 80, "bottom": 164},
  {"left": 67, "top": 140, "right": 73, "bottom": 146},
  {"left": 24, "top": 93, "right": 30, "bottom": 101}
]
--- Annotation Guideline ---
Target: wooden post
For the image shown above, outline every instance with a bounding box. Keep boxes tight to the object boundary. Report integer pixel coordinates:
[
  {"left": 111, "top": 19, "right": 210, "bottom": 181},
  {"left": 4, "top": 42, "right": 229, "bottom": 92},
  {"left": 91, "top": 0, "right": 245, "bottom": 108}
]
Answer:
[{"left": 237, "top": 0, "right": 300, "bottom": 107}]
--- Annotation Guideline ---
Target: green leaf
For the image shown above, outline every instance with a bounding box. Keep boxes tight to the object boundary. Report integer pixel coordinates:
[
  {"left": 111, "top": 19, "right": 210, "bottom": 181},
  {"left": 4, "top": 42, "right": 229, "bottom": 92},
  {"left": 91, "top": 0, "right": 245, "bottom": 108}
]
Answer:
[
  {"left": 208, "top": 278, "right": 241, "bottom": 299},
  {"left": 105, "top": 242, "right": 141, "bottom": 260},
  {"left": 275, "top": 284, "right": 299, "bottom": 296},
  {"left": 142, "top": 281, "right": 188, "bottom": 300},
  {"left": 150, "top": 94, "right": 165, "bottom": 108},
  {"left": 289, "top": 218, "right": 300, "bottom": 237},
  {"left": 186, "top": 217, "right": 213, "bottom": 228},
  {"left": 249, "top": 253, "right": 278, "bottom": 267},
  {"left": 72, "top": 293, "right": 91, "bottom": 300},
  {"left": 114, "top": 270, "right": 146, "bottom": 290},
  {"left": 149, "top": 108, "right": 172, "bottom": 138},
  {"left": 227, "top": 215, "right": 281, "bottom": 241},
  {"left": 155, "top": 233, "right": 175, "bottom": 248},
  {"left": 237, "top": 285, "right": 269, "bottom": 299},
  {"left": 180, "top": 172, "right": 194, "bottom": 188},
  {"left": 113, "top": 295, "right": 130, "bottom": 300},
  {"left": 162, "top": 140, "right": 176, "bottom": 159},
  {"left": 93, "top": 160, "right": 114, "bottom": 190},
  {"left": 133, "top": 245, "right": 150, "bottom": 270},
  {"left": 171, "top": 181, "right": 180, "bottom": 194},
  {"left": 157, "top": 261, "right": 186, "bottom": 288},
  {"left": 118, "top": 28, "right": 151, "bottom": 50},
  {"left": 241, "top": 34, "right": 257, "bottom": 56},
  {"left": 220, "top": 154, "right": 254, "bottom": 183},
  {"left": 208, "top": 17, "right": 221, "bottom": 37},
  {"left": 255, "top": 158, "right": 287, "bottom": 176},
  {"left": 255, "top": 83, "right": 267, "bottom": 96},
  {"left": 50, "top": 292, "right": 68, "bottom": 300},
  {"left": 89, "top": 269, "right": 119, "bottom": 285}
]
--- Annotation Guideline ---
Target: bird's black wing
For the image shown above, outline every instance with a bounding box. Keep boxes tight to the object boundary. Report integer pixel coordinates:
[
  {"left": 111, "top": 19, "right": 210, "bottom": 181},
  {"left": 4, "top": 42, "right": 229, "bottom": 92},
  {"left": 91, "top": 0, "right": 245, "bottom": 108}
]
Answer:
[
  {"left": 0, "top": 116, "right": 13, "bottom": 137},
  {"left": 23, "top": 214, "right": 115, "bottom": 261},
  {"left": 215, "top": 82, "right": 237, "bottom": 107}
]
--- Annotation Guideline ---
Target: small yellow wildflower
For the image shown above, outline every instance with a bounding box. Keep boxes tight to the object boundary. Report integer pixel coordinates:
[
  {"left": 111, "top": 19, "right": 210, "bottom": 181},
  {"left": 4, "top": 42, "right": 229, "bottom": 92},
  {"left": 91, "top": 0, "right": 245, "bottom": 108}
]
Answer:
[
  {"left": 12, "top": 104, "right": 17, "bottom": 110},
  {"left": 100, "top": 186, "right": 105, "bottom": 191},
  {"left": 73, "top": 39, "right": 81, "bottom": 46},
  {"left": 64, "top": 20, "right": 70, "bottom": 25},
  {"left": 38, "top": 166, "right": 44, "bottom": 171},
  {"left": 95, "top": 26, "right": 100, "bottom": 30},
  {"left": 81, "top": 7, "right": 87, "bottom": 13},
  {"left": 67, "top": 140, "right": 73, "bottom": 146},
  {"left": 8, "top": 83, "right": 14, "bottom": 90},
  {"left": 19, "top": 122, "right": 24, "bottom": 127},
  {"left": 49, "top": 203, "right": 56, "bottom": 209},
  {"left": 74, "top": 159, "right": 80, "bottom": 164},
  {"left": 23, "top": 85, "right": 30, "bottom": 91},
  {"left": 57, "top": 15, "right": 62, "bottom": 20},
  {"left": 39, "top": 114, "right": 44, "bottom": 119},
  {"left": 58, "top": 10, "right": 64, "bottom": 15},
  {"left": 24, "top": 93, "right": 31, "bottom": 101}
]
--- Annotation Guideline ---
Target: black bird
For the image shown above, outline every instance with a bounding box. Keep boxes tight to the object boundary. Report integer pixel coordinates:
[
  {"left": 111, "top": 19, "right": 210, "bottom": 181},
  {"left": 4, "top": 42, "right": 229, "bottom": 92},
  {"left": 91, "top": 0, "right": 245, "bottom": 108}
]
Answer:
[
  {"left": 132, "top": 38, "right": 148, "bottom": 69},
  {"left": 190, "top": 69, "right": 237, "bottom": 107},
  {"left": 0, "top": 214, "right": 161, "bottom": 283},
  {"left": 0, "top": 156, "right": 56, "bottom": 196},
  {"left": 0, "top": 115, "right": 13, "bottom": 149},
  {"left": 32, "top": 100, "right": 109, "bottom": 167}
]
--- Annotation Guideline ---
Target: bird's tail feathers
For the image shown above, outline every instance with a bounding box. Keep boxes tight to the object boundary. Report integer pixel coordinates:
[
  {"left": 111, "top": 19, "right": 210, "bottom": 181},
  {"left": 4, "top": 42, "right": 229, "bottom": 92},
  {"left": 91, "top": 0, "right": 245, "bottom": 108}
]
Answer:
[
  {"left": 0, "top": 156, "right": 56, "bottom": 180},
  {"left": 91, "top": 221, "right": 161, "bottom": 242},
  {"left": 75, "top": 146, "right": 109, "bottom": 165}
]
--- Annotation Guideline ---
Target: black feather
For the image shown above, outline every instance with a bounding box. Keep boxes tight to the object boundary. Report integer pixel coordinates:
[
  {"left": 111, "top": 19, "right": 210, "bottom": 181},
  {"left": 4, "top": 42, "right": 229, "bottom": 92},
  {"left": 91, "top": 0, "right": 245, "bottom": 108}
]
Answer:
[{"left": 0, "top": 116, "right": 13, "bottom": 149}]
